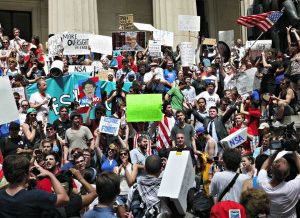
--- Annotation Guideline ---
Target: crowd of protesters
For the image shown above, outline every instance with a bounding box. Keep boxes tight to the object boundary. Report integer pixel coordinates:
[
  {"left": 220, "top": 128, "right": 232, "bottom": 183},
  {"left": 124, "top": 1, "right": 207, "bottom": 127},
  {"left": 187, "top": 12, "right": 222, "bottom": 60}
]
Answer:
[{"left": 0, "top": 24, "right": 300, "bottom": 218}]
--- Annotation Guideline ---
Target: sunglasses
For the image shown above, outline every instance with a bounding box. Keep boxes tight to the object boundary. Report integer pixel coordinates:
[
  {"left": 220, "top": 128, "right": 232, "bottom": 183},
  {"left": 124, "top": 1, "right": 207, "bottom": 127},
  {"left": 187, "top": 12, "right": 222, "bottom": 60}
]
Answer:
[
  {"left": 2, "top": 41, "right": 8, "bottom": 44},
  {"left": 120, "top": 152, "right": 128, "bottom": 156}
]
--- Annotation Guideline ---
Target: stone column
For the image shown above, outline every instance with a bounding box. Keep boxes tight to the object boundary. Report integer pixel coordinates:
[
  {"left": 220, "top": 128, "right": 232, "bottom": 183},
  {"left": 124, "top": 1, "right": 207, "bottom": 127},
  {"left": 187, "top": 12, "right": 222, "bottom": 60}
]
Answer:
[
  {"left": 49, "top": 0, "right": 99, "bottom": 34},
  {"left": 152, "top": 0, "right": 198, "bottom": 47}
]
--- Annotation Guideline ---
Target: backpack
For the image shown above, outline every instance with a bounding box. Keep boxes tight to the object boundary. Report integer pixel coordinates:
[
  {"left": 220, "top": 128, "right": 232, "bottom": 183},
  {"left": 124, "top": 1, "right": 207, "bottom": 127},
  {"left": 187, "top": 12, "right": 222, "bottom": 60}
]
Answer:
[{"left": 130, "top": 183, "right": 160, "bottom": 218}]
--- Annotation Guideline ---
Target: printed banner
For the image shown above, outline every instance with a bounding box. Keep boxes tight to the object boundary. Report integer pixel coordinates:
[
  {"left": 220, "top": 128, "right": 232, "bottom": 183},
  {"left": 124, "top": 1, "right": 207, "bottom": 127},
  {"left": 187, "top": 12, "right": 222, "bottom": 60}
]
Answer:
[
  {"left": 119, "top": 14, "right": 134, "bottom": 30},
  {"left": 89, "top": 35, "right": 113, "bottom": 55},
  {"left": 112, "top": 31, "right": 146, "bottom": 51},
  {"left": 180, "top": 42, "right": 195, "bottom": 67},
  {"left": 78, "top": 77, "right": 102, "bottom": 110},
  {"left": 153, "top": 30, "right": 174, "bottom": 47},
  {"left": 178, "top": 15, "right": 201, "bottom": 32},
  {"left": 68, "top": 65, "right": 95, "bottom": 76},
  {"left": 126, "top": 94, "right": 162, "bottom": 122},
  {"left": 48, "top": 34, "right": 63, "bottom": 57},
  {"left": 148, "top": 40, "right": 162, "bottom": 57},
  {"left": 99, "top": 116, "right": 121, "bottom": 136},
  {"left": 0, "top": 77, "right": 21, "bottom": 125},
  {"left": 62, "top": 33, "right": 90, "bottom": 55},
  {"left": 220, "top": 128, "right": 247, "bottom": 148}
]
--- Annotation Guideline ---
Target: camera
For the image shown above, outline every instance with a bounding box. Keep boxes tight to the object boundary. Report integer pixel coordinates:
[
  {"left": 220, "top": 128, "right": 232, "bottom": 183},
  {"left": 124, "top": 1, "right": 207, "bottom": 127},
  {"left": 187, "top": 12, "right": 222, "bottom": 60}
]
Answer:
[{"left": 270, "top": 122, "right": 299, "bottom": 151}]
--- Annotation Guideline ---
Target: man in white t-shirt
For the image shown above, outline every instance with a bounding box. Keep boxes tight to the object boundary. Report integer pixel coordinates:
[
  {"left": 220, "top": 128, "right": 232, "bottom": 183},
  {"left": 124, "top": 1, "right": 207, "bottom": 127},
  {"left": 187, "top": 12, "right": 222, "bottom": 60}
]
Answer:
[
  {"left": 196, "top": 82, "right": 220, "bottom": 110},
  {"left": 29, "top": 78, "right": 51, "bottom": 123},
  {"left": 257, "top": 151, "right": 300, "bottom": 218}
]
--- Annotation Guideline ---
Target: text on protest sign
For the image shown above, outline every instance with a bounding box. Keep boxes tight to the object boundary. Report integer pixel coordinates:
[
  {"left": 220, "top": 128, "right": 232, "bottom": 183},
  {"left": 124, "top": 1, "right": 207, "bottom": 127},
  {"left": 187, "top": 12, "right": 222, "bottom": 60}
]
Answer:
[
  {"left": 245, "top": 40, "right": 272, "bottom": 59},
  {"left": 97, "top": 70, "right": 114, "bottom": 81},
  {"left": 220, "top": 128, "right": 247, "bottom": 148},
  {"left": 180, "top": 42, "right": 195, "bottom": 67},
  {"left": 99, "top": 116, "right": 121, "bottom": 136},
  {"left": 153, "top": 30, "right": 174, "bottom": 47},
  {"left": 148, "top": 40, "right": 162, "bottom": 57},
  {"left": 0, "top": 77, "right": 19, "bottom": 125},
  {"left": 89, "top": 35, "right": 112, "bottom": 55},
  {"left": 112, "top": 31, "right": 146, "bottom": 51},
  {"left": 236, "top": 67, "right": 260, "bottom": 95},
  {"left": 119, "top": 14, "right": 134, "bottom": 30},
  {"left": 218, "top": 30, "right": 234, "bottom": 48},
  {"left": 202, "top": 38, "right": 217, "bottom": 46},
  {"left": 48, "top": 34, "right": 63, "bottom": 57},
  {"left": 62, "top": 33, "right": 90, "bottom": 55},
  {"left": 68, "top": 65, "right": 95, "bottom": 76},
  {"left": 178, "top": 15, "right": 201, "bottom": 32}
]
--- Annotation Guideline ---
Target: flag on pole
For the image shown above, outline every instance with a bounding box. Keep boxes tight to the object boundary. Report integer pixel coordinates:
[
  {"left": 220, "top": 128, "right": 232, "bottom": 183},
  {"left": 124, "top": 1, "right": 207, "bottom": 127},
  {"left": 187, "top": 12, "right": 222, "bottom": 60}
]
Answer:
[{"left": 237, "top": 11, "right": 283, "bottom": 32}]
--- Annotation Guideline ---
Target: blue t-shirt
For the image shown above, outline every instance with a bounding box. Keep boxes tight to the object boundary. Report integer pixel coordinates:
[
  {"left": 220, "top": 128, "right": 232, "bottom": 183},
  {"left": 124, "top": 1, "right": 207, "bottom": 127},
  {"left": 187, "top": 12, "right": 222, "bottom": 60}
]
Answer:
[
  {"left": 101, "top": 155, "right": 118, "bottom": 172},
  {"left": 83, "top": 206, "right": 116, "bottom": 218},
  {"left": 163, "top": 69, "right": 177, "bottom": 91}
]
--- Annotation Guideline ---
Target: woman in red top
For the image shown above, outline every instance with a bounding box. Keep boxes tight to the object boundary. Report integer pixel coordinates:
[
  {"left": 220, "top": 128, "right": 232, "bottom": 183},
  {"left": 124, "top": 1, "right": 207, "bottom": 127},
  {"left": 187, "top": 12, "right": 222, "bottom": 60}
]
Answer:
[
  {"left": 240, "top": 96, "right": 261, "bottom": 151},
  {"left": 229, "top": 113, "right": 253, "bottom": 154}
]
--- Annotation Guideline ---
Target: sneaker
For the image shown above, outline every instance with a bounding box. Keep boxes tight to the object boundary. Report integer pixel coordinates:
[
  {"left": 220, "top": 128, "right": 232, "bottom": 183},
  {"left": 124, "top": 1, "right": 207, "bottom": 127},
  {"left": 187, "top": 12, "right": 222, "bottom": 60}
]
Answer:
[{"left": 273, "top": 120, "right": 283, "bottom": 127}]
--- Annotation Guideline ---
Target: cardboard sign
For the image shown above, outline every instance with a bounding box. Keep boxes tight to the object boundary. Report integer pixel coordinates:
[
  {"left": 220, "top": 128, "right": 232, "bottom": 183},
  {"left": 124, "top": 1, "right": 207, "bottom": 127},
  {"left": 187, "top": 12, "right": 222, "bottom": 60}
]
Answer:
[
  {"left": 48, "top": 34, "right": 63, "bottom": 57},
  {"left": 97, "top": 69, "right": 114, "bottom": 81},
  {"left": 62, "top": 33, "right": 90, "bottom": 55},
  {"left": 0, "top": 77, "right": 19, "bottom": 125},
  {"left": 119, "top": 14, "right": 134, "bottom": 30},
  {"left": 178, "top": 15, "right": 201, "bottom": 32},
  {"left": 126, "top": 94, "right": 162, "bottom": 122},
  {"left": 218, "top": 30, "right": 234, "bottom": 48},
  {"left": 180, "top": 42, "right": 195, "bottom": 67},
  {"left": 148, "top": 40, "right": 162, "bottom": 57},
  {"left": 133, "top": 22, "right": 156, "bottom": 32},
  {"left": 220, "top": 128, "right": 247, "bottom": 148},
  {"left": 236, "top": 67, "right": 260, "bottom": 95},
  {"left": 112, "top": 31, "right": 146, "bottom": 51},
  {"left": 89, "top": 35, "right": 112, "bottom": 55},
  {"left": 99, "top": 116, "right": 121, "bottom": 136},
  {"left": 153, "top": 30, "right": 174, "bottom": 47},
  {"left": 202, "top": 38, "right": 217, "bottom": 46},
  {"left": 68, "top": 65, "right": 95, "bottom": 75},
  {"left": 158, "top": 151, "right": 195, "bottom": 215}
]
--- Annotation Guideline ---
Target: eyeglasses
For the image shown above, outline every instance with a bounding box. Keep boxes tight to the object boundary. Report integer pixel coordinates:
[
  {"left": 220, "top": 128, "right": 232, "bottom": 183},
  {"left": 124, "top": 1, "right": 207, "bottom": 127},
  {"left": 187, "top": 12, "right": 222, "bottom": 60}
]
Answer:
[
  {"left": 2, "top": 41, "right": 8, "bottom": 44},
  {"left": 120, "top": 152, "right": 128, "bottom": 156}
]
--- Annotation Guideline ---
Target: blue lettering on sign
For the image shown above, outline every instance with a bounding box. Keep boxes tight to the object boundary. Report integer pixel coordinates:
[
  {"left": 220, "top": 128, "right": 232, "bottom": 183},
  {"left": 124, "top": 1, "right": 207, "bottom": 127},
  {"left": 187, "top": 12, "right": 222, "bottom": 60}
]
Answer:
[
  {"left": 229, "top": 135, "right": 245, "bottom": 147},
  {"left": 101, "top": 126, "right": 117, "bottom": 134}
]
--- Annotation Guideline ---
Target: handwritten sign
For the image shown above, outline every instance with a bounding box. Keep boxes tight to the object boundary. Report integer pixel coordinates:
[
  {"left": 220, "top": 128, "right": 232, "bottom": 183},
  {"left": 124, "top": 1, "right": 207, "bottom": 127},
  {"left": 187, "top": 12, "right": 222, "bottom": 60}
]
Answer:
[
  {"left": 180, "top": 42, "right": 195, "bottom": 67},
  {"left": 158, "top": 151, "right": 195, "bottom": 215},
  {"left": 153, "top": 30, "right": 174, "bottom": 47},
  {"left": 97, "top": 70, "right": 114, "bottom": 81},
  {"left": 246, "top": 40, "right": 272, "bottom": 59},
  {"left": 148, "top": 40, "right": 162, "bottom": 57},
  {"left": 48, "top": 34, "right": 63, "bottom": 57},
  {"left": 99, "top": 116, "right": 121, "bottom": 136},
  {"left": 178, "top": 15, "right": 201, "bottom": 32},
  {"left": 220, "top": 128, "right": 247, "bottom": 148},
  {"left": 202, "top": 38, "right": 217, "bottom": 46},
  {"left": 119, "top": 14, "right": 134, "bottom": 30},
  {"left": 62, "top": 33, "right": 90, "bottom": 55},
  {"left": 68, "top": 65, "right": 95, "bottom": 75},
  {"left": 236, "top": 67, "right": 259, "bottom": 95}
]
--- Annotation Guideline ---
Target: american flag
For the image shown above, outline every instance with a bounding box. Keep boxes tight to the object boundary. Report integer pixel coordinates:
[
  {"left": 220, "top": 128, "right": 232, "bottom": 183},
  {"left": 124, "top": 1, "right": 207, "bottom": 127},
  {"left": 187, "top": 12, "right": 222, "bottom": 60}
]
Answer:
[{"left": 237, "top": 11, "right": 283, "bottom": 32}]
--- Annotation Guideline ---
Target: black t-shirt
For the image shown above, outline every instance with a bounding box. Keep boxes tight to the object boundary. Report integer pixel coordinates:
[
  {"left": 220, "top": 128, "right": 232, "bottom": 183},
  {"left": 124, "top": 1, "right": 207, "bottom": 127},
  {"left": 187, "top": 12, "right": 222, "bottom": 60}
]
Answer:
[
  {"left": 0, "top": 189, "right": 57, "bottom": 218},
  {"left": 0, "top": 136, "right": 29, "bottom": 158},
  {"left": 53, "top": 119, "right": 72, "bottom": 139}
]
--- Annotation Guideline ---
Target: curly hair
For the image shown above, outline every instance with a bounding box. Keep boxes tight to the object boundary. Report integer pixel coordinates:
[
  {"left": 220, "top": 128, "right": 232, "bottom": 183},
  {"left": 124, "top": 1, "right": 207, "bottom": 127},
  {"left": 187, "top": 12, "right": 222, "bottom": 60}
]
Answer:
[{"left": 223, "top": 148, "right": 242, "bottom": 172}]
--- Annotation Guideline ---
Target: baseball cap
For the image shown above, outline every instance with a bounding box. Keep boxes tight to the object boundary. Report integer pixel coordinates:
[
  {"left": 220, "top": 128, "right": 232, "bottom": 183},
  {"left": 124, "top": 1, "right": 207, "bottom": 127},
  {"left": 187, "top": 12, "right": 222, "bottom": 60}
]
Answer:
[
  {"left": 196, "top": 126, "right": 205, "bottom": 134},
  {"left": 26, "top": 108, "right": 37, "bottom": 114},
  {"left": 211, "top": 200, "right": 246, "bottom": 218},
  {"left": 258, "top": 122, "right": 270, "bottom": 130}
]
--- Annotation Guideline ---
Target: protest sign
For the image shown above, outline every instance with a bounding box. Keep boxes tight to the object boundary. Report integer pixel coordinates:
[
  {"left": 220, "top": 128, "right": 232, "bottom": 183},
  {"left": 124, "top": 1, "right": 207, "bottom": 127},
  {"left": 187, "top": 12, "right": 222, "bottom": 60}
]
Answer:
[
  {"left": 246, "top": 40, "right": 272, "bottom": 59},
  {"left": 0, "top": 77, "right": 19, "bottom": 125},
  {"left": 97, "top": 69, "right": 114, "bottom": 81},
  {"left": 89, "top": 35, "right": 112, "bottom": 55},
  {"left": 99, "top": 116, "right": 121, "bottom": 136},
  {"left": 126, "top": 94, "right": 162, "bottom": 122},
  {"left": 133, "top": 22, "right": 156, "bottom": 32},
  {"left": 68, "top": 65, "right": 95, "bottom": 76},
  {"left": 148, "top": 40, "right": 162, "bottom": 57},
  {"left": 236, "top": 67, "right": 260, "bottom": 95},
  {"left": 48, "top": 34, "right": 63, "bottom": 57},
  {"left": 12, "top": 87, "right": 26, "bottom": 102},
  {"left": 119, "top": 14, "right": 134, "bottom": 30},
  {"left": 158, "top": 151, "right": 195, "bottom": 215},
  {"left": 178, "top": 15, "right": 200, "bottom": 32},
  {"left": 78, "top": 77, "right": 101, "bottom": 111},
  {"left": 180, "top": 42, "right": 195, "bottom": 67},
  {"left": 112, "top": 31, "right": 146, "bottom": 51},
  {"left": 153, "top": 30, "right": 174, "bottom": 47},
  {"left": 202, "top": 38, "right": 217, "bottom": 46},
  {"left": 62, "top": 33, "right": 90, "bottom": 55},
  {"left": 218, "top": 30, "right": 234, "bottom": 48},
  {"left": 220, "top": 128, "right": 247, "bottom": 148}
]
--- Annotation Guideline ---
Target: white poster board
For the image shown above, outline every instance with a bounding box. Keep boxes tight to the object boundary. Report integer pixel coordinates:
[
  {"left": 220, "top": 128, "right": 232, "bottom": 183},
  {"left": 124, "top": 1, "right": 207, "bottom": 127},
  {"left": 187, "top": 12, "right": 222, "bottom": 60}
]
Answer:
[
  {"left": 99, "top": 116, "right": 121, "bottom": 136},
  {"left": 89, "top": 35, "right": 112, "bottom": 55},
  {"left": 48, "top": 34, "right": 63, "bottom": 57},
  {"left": 0, "top": 77, "right": 19, "bottom": 125},
  {"left": 246, "top": 40, "right": 272, "bottom": 60},
  {"left": 12, "top": 87, "right": 26, "bottom": 102},
  {"left": 158, "top": 151, "right": 195, "bottom": 215},
  {"left": 178, "top": 15, "right": 200, "bottom": 32},
  {"left": 218, "top": 30, "right": 234, "bottom": 48},
  {"left": 236, "top": 67, "right": 260, "bottom": 95},
  {"left": 148, "top": 40, "right": 162, "bottom": 57},
  {"left": 133, "top": 22, "right": 156, "bottom": 32},
  {"left": 68, "top": 65, "right": 95, "bottom": 75},
  {"left": 180, "top": 42, "right": 195, "bottom": 67},
  {"left": 62, "top": 33, "right": 90, "bottom": 55},
  {"left": 153, "top": 30, "right": 174, "bottom": 47},
  {"left": 220, "top": 128, "right": 247, "bottom": 148}
]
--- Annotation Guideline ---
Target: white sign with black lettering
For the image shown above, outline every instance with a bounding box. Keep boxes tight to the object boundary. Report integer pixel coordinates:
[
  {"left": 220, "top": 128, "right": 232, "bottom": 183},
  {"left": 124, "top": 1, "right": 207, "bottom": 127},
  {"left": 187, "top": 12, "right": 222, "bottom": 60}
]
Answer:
[
  {"left": 48, "top": 34, "right": 63, "bottom": 57},
  {"left": 180, "top": 42, "right": 195, "bottom": 67},
  {"left": 62, "top": 33, "right": 90, "bottom": 55},
  {"left": 178, "top": 15, "right": 201, "bottom": 32},
  {"left": 99, "top": 117, "right": 121, "bottom": 136},
  {"left": 148, "top": 40, "right": 162, "bottom": 57},
  {"left": 68, "top": 65, "right": 95, "bottom": 75},
  {"left": 245, "top": 40, "right": 272, "bottom": 50},
  {"left": 153, "top": 30, "right": 174, "bottom": 47}
]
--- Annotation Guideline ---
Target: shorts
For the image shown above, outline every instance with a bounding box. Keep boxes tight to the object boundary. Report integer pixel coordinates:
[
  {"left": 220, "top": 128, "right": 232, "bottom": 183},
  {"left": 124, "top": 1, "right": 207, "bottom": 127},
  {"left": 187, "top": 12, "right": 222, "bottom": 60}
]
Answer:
[
  {"left": 273, "top": 104, "right": 295, "bottom": 116},
  {"left": 116, "top": 195, "right": 128, "bottom": 206}
]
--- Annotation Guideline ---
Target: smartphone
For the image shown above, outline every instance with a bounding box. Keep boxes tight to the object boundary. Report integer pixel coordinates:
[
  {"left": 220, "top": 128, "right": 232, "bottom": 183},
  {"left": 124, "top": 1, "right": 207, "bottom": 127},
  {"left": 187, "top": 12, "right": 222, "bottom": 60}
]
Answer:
[
  {"left": 34, "top": 149, "right": 42, "bottom": 156},
  {"left": 31, "top": 167, "right": 40, "bottom": 176}
]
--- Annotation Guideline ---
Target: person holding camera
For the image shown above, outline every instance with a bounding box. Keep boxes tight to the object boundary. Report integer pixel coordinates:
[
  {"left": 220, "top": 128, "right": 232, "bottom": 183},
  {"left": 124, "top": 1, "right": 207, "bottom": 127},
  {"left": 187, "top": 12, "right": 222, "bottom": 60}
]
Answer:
[
  {"left": 24, "top": 45, "right": 45, "bottom": 79},
  {"left": 257, "top": 150, "right": 300, "bottom": 217}
]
